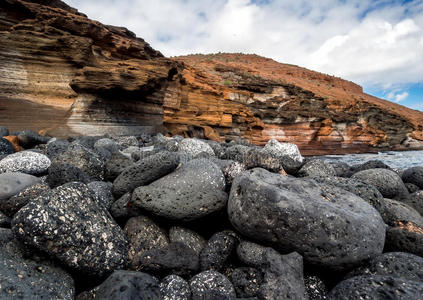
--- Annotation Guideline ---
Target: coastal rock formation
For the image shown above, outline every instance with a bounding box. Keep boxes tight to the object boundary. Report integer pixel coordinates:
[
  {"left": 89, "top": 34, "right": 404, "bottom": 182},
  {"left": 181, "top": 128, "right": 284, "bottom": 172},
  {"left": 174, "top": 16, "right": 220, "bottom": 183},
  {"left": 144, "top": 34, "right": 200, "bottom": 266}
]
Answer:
[{"left": 1, "top": 0, "right": 423, "bottom": 154}]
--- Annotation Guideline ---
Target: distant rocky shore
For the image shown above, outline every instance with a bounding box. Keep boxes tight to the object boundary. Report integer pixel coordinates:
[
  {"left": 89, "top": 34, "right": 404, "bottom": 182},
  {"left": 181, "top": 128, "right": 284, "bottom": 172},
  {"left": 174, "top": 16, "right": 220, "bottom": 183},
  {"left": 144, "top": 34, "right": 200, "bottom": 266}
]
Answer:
[{"left": 1, "top": 125, "right": 423, "bottom": 299}]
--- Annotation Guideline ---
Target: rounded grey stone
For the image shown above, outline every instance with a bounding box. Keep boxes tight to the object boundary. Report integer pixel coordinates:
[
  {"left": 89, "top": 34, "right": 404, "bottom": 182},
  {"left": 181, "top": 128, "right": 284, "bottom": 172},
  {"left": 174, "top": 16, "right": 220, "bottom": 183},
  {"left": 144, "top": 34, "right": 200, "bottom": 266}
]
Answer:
[
  {"left": 352, "top": 168, "right": 409, "bottom": 200},
  {"left": 0, "top": 172, "right": 41, "bottom": 200},
  {"left": 0, "top": 151, "right": 51, "bottom": 175},
  {"left": 0, "top": 138, "right": 13, "bottom": 156},
  {"left": 402, "top": 166, "right": 423, "bottom": 189},
  {"left": 178, "top": 138, "right": 215, "bottom": 157},
  {"left": 130, "top": 159, "right": 227, "bottom": 221},
  {"left": 298, "top": 159, "right": 336, "bottom": 178}
]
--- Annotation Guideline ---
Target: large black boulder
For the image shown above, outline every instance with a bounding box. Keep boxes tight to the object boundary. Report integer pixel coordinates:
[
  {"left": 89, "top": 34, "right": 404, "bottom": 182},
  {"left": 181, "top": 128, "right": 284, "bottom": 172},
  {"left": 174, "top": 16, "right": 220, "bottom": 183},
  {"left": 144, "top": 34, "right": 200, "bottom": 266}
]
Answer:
[
  {"left": 12, "top": 182, "right": 128, "bottom": 275},
  {"left": 328, "top": 275, "right": 423, "bottom": 300},
  {"left": 228, "top": 168, "right": 386, "bottom": 270}
]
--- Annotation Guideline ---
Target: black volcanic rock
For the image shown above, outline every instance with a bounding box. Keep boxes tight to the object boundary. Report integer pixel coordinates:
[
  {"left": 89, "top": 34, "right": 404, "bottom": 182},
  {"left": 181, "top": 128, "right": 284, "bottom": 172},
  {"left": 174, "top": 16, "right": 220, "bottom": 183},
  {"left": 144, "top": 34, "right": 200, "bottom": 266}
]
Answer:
[
  {"left": 328, "top": 275, "right": 423, "bottom": 300},
  {"left": 189, "top": 270, "right": 236, "bottom": 300},
  {"left": 402, "top": 166, "right": 423, "bottom": 189},
  {"left": 345, "top": 252, "right": 423, "bottom": 282},
  {"left": 112, "top": 151, "right": 180, "bottom": 197},
  {"left": 352, "top": 168, "right": 410, "bottom": 200},
  {"left": 228, "top": 168, "right": 386, "bottom": 270},
  {"left": 200, "top": 230, "right": 239, "bottom": 271},
  {"left": 11, "top": 182, "right": 128, "bottom": 276},
  {"left": 93, "top": 270, "right": 160, "bottom": 300},
  {"left": 160, "top": 275, "right": 191, "bottom": 300},
  {"left": 130, "top": 159, "right": 228, "bottom": 221},
  {"left": 0, "top": 138, "right": 14, "bottom": 156},
  {"left": 124, "top": 215, "right": 169, "bottom": 270}
]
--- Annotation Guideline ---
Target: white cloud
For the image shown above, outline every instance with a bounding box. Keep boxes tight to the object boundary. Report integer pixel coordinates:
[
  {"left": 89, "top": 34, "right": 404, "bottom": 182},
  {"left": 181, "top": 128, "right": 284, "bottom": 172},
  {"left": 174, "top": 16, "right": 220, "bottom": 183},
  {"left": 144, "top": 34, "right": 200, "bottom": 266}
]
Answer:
[
  {"left": 395, "top": 91, "right": 409, "bottom": 102},
  {"left": 63, "top": 0, "right": 423, "bottom": 92}
]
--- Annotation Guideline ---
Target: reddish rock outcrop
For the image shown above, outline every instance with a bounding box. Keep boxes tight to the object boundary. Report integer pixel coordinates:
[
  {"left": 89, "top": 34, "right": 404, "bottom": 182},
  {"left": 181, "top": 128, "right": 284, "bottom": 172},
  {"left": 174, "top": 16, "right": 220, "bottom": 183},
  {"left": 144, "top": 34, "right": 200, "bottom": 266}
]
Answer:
[{"left": 0, "top": 0, "right": 422, "bottom": 154}]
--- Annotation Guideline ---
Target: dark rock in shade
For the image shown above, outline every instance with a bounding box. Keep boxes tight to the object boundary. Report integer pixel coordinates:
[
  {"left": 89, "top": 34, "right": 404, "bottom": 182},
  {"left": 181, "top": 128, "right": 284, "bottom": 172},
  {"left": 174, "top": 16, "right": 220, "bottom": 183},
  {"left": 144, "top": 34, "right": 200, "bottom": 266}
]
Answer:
[
  {"left": 0, "top": 138, "right": 14, "bottom": 156},
  {"left": 329, "top": 161, "right": 353, "bottom": 177},
  {"left": 110, "top": 192, "right": 138, "bottom": 219},
  {"left": 298, "top": 159, "right": 337, "bottom": 178},
  {"left": 0, "top": 211, "right": 10, "bottom": 227},
  {"left": 46, "top": 162, "right": 91, "bottom": 187},
  {"left": 351, "top": 159, "right": 392, "bottom": 173},
  {"left": 124, "top": 215, "right": 169, "bottom": 270},
  {"left": 222, "top": 145, "right": 251, "bottom": 162},
  {"left": 405, "top": 183, "right": 420, "bottom": 194},
  {"left": 352, "top": 168, "right": 410, "bottom": 201},
  {"left": 313, "top": 176, "right": 385, "bottom": 213},
  {"left": 236, "top": 241, "right": 267, "bottom": 268},
  {"left": 200, "top": 230, "right": 239, "bottom": 271},
  {"left": 139, "top": 242, "right": 200, "bottom": 277},
  {"left": 402, "top": 166, "right": 423, "bottom": 189},
  {"left": 379, "top": 198, "right": 423, "bottom": 226},
  {"left": 327, "top": 275, "right": 423, "bottom": 300},
  {"left": 93, "top": 270, "right": 160, "bottom": 300},
  {"left": 228, "top": 168, "right": 386, "bottom": 270},
  {"left": 189, "top": 270, "right": 236, "bottom": 300},
  {"left": 104, "top": 152, "right": 134, "bottom": 181},
  {"left": 304, "top": 275, "right": 328, "bottom": 300},
  {"left": 402, "top": 191, "right": 423, "bottom": 216},
  {"left": 112, "top": 151, "right": 180, "bottom": 197},
  {"left": 257, "top": 250, "right": 307, "bottom": 300},
  {"left": 53, "top": 143, "right": 105, "bottom": 180},
  {"left": 0, "top": 228, "right": 75, "bottom": 299},
  {"left": 0, "top": 151, "right": 51, "bottom": 175},
  {"left": 230, "top": 267, "right": 263, "bottom": 298},
  {"left": 0, "top": 183, "right": 50, "bottom": 217},
  {"left": 11, "top": 182, "right": 128, "bottom": 276},
  {"left": 0, "top": 126, "right": 9, "bottom": 137},
  {"left": 205, "top": 140, "right": 225, "bottom": 158},
  {"left": 169, "top": 226, "right": 206, "bottom": 256},
  {"left": 88, "top": 181, "right": 114, "bottom": 209},
  {"left": 345, "top": 252, "right": 423, "bottom": 282},
  {"left": 160, "top": 275, "right": 191, "bottom": 300},
  {"left": 0, "top": 172, "right": 41, "bottom": 200},
  {"left": 211, "top": 159, "right": 246, "bottom": 188},
  {"left": 71, "top": 136, "right": 103, "bottom": 150},
  {"left": 130, "top": 159, "right": 227, "bottom": 221},
  {"left": 380, "top": 198, "right": 423, "bottom": 256},
  {"left": 243, "top": 148, "right": 286, "bottom": 173},
  {"left": 17, "top": 130, "right": 50, "bottom": 148},
  {"left": 45, "top": 139, "right": 70, "bottom": 160}
]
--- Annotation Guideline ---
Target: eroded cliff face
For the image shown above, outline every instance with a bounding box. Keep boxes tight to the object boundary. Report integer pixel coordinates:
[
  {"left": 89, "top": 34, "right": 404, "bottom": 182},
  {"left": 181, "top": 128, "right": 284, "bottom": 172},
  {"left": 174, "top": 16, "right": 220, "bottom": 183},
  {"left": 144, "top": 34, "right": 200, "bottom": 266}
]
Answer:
[
  {"left": 0, "top": 0, "right": 180, "bottom": 136},
  {"left": 0, "top": 1, "right": 422, "bottom": 154},
  {"left": 168, "top": 54, "right": 423, "bottom": 154}
]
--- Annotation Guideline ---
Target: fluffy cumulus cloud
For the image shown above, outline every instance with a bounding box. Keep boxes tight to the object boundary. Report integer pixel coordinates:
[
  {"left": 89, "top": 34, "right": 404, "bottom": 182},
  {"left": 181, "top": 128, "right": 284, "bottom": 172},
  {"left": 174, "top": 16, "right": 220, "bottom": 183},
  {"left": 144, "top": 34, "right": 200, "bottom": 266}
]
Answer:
[{"left": 64, "top": 0, "right": 423, "bottom": 98}]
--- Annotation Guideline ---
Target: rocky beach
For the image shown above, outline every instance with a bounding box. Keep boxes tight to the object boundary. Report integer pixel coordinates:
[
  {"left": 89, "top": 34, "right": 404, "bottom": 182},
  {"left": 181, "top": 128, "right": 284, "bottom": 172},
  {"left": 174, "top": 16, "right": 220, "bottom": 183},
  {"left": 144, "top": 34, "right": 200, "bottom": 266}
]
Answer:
[
  {"left": 1, "top": 126, "right": 423, "bottom": 299},
  {"left": 1, "top": 0, "right": 423, "bottom": 299}
]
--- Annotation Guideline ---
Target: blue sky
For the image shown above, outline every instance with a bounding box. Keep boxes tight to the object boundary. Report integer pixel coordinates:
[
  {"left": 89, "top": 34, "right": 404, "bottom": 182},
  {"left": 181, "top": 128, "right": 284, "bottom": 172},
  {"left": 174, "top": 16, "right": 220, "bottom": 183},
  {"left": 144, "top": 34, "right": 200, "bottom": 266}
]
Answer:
[{"left": 64, "top": 0, "right": 423, "bottom": 111}]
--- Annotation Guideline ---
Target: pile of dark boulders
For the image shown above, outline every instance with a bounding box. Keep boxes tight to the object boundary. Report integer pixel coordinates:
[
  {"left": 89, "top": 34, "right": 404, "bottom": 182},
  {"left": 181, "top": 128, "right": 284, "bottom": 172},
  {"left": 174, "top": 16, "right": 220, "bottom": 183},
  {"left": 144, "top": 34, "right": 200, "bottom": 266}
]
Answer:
[{"left": 1, "top": 125, "right": 423, "bottom": 299}]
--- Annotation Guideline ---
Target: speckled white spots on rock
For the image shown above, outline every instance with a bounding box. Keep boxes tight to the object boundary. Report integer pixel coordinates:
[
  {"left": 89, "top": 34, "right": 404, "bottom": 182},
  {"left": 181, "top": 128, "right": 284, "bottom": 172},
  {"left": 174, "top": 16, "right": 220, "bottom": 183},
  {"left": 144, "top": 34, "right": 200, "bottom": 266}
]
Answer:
[{"left": 0, "top": 151, "right": 51, "bottom": 175}]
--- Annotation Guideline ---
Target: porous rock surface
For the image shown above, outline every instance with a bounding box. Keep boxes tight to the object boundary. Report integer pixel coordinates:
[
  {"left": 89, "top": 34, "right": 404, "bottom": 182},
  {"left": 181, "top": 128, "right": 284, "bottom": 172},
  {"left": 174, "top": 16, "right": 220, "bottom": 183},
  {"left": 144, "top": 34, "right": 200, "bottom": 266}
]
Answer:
[
  {"left": 228, "top": 168, "right": 386, "bottom": 270},
  {"left": 12, "top": 182, "right": 128, "bottom": 275}
]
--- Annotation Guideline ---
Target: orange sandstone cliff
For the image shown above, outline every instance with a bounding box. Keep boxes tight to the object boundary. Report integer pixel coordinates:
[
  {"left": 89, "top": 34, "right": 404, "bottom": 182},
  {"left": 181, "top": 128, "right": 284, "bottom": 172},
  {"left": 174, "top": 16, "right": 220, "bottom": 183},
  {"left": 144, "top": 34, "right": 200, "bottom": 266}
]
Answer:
[{"left": 0, "top": 0, "right": 422, "bottom": 154}]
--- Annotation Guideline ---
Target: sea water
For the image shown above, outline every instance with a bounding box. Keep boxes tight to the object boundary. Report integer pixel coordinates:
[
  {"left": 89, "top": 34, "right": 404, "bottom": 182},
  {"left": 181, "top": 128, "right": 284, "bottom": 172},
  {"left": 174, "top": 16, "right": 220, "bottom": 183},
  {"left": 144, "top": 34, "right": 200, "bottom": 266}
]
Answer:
[{"left": 319, "top": 150, "right": 423, "bottom": 170}]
